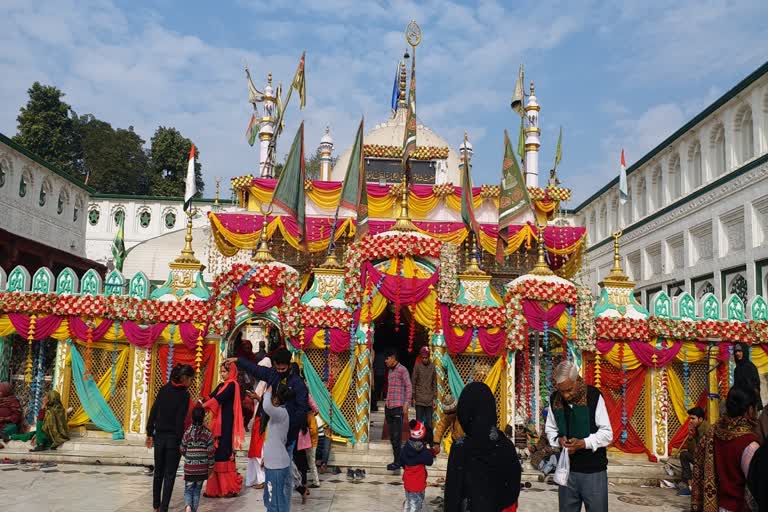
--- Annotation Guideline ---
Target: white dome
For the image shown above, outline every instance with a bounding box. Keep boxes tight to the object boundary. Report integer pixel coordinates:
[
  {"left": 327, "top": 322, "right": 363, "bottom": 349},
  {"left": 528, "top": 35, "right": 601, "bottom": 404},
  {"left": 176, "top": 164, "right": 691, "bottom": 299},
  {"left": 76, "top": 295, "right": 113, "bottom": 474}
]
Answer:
[
  {"left": 330, "top": 110, "right": 461, "bottom": 184},
  {"left": 320, "top": 127, "right": 333, "bottom": 146}
]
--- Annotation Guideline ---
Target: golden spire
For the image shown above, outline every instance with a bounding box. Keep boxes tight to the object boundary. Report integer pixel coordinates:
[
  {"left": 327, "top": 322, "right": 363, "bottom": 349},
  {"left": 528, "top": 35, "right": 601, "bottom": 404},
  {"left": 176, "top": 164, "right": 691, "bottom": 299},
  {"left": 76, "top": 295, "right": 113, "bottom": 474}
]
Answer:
[
  {"left": 392, "top": 173, "right": 417, "bottom": 231},
  {"left": 214, "top": 177, "right": 221, "bottom": 206},
  {"left": 169, "top": 210, "right": 202, "bottom": 270},
  {"left": 398, "top": 60, "right": 407, "bottom": 109},
  {"left": 463, "top": 232, "right": 485, "bottom": 275},
  {"left": 530, "top": 223, "right": 553, "bottom": 276},
  {"left": 252, "top": 208, "right": 275, "bottom": 263},
  {"left": 599, "top": 230, "right": 634, "bottom": 288}
]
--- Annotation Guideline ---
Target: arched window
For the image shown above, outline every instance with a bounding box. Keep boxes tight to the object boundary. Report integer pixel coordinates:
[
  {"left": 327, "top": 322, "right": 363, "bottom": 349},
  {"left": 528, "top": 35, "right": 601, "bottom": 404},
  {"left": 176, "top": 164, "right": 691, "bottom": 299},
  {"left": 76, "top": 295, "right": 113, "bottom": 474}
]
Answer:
[
  {"left": 610, "top": 196, "right": 619, "bottom": 233},
  {"left": 588, "top": 211, "right": 597, "bottom": 244},
  {"left": 668, "top": 154, "right": 681, "bottom": 200},
  {"left": 696, "top": 280, "right": 714, "bottom": 300},
  {"left": 625, "top": 185, "right": 633, "bottom": 224},
  {"left": 636, "top": 177, "right": 647, "bottom": 219},
  {"left": 114, "top": 209, "right": 125, "bottom": 227},
  {"left": 164, "top": 211, "right": 176, "bottom": 229},
  {"left": 0, "top": 161, "right": 5, "bottom": 188},
  {"left": 39, "top": 180, "right": 52, "bottom": 207},
  {"left": 710, "top": 124, "right": 726, "bottom": 177},
  {"left": 88, "top": 208, "right": 100, "bottom": 226},
  {"left": 735, "top": 106, "right": 754, "bottom": 164},
  {"left": 651, "top": 166, "right": 663, "bottom": 210},
  {"left": 74, "top": 198, "right": 83, "bottom": 222},
  {"left": 689, "top": 142, "right": 702, "bottom": 190},
  {"left": 19, "top": 171, "right": 31, "bottom": 198},
  {"left": 57, "top": 190, "right": 68, "bottom": 215},
  {"left": 729, "top": 274, "right": 748, "bottom": 305},
  {"left": 139, "top": 210, "right": 151, "bottom": 228},
  {"left": 599, "top": 203, "right": 608, "bottom": 240}
]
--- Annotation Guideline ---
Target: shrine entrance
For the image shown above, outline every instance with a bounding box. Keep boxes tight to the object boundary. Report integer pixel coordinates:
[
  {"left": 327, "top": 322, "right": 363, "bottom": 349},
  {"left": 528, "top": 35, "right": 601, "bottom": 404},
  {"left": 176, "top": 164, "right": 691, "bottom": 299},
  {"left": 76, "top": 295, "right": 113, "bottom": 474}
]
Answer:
[{"left": 373, "top": 303, "right": 430, "bottom": 377}]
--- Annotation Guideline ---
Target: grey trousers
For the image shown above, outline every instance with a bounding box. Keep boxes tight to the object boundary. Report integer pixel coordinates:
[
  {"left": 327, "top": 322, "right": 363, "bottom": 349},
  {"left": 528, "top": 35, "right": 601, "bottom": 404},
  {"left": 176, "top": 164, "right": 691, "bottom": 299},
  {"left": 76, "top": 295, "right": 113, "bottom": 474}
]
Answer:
[{"left": 558, "top": 470, "right": 608, "bottom": 512}]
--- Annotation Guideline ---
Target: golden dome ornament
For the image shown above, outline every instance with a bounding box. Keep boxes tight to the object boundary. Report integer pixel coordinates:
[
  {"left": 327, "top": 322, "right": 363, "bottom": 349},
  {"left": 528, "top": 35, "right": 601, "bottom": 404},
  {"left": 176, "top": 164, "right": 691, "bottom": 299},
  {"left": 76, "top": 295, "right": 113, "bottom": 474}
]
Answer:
[{"left": 405, "top": 20, "right": 421, "bottom": 48}]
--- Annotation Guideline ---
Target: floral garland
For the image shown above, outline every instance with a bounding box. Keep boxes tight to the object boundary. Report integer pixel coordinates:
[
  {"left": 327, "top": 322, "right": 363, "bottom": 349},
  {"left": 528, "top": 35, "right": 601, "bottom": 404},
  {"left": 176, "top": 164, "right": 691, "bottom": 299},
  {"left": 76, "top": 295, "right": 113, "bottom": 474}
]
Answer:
[
  {"left": 363, "top": 144, "right": 449, "bottom": 160},
  {"left": 575, "top": 287, "right": 596, "bottom": 350},
  {"left": 648, "top": 317, "right": 755, "bottom": 343},
  {"left": 480, "top": 185, "right": 500, "bottom": 198},
  {"left": 432, "top": 183, "right": 455, "bottom": 198},
  {"left": 595, "top": 317, "right": 650, "bottom": 341},
  {"left": 299, "top": 305, "right": 352, "bottom": 330},
  {"left": 450, "top": 305, "right": 505, "bottom": 328},
  {"left": 505, "top": 293, "right": 527, "bottom": 350},
  {"left": 437, "top": 243, "right": 460, "bottom": 303},
  {"left": 230, "top": 174, "right": 255, "bottom": 191},
  {"left": 344, "top": 234, "right": 442, "bottom": 307},
  {"left": 388, "top": 183, "right": 404, "bottom": 197},
  {"left": 506, "top": 279, "right": 578, "bottom": 304},
  {"left": 527, "top": 186, "right": 572, "bottom": 202}
]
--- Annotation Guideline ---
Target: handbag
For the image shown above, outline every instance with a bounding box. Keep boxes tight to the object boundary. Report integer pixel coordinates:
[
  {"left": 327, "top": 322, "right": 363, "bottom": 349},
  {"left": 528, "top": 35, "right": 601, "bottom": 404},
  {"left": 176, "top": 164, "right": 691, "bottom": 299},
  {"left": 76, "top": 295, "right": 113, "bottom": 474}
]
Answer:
[{"left": 553, "top": 448, "right": 570, "bottom": 486}]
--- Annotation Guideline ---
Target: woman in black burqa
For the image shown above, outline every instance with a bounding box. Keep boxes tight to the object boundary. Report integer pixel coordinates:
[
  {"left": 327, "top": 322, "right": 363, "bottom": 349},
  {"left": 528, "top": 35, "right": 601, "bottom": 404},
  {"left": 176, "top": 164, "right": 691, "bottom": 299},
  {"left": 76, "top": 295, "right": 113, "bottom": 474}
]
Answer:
[{"left": 444, "top": 382, "right": 521, "bottom": 512}]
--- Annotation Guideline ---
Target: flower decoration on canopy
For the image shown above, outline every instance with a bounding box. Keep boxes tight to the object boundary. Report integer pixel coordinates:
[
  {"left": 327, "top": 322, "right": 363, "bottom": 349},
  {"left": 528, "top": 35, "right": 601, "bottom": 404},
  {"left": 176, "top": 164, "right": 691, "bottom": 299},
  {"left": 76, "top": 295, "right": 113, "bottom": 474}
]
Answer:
[
  {"left": 363, "top": 144, "right": 449, "bottom": 160},
  {"left": 648, "top": 317, "right": 754, "bottom": 343},
  {"left": 432, "top": 183, "right": 455, "bottom": 198},
  {"left": 595, "top": 317, "right": 650, "bottom": 341},
  {"left": 527, "top": 186, "right": 572, "bottom": 202},
  {"left": 437, "top": 243, "right": 460, "bottom": 303},
  {"left": 344, "top": 233, "right": 442, "bottom": 307},
  {"left": 480, "top": 185, "right": 500, "bottom": 199},
  {"left": 449, "top": 305, "right": 505, "bottom": 328},
  {"left": 299, "top": 305, "right": 352, "bottom": 330},
  {"left": 505, "top": 293, "right": 527, "bottom": 350},
  {"left": 506, "top": 277, "right": 578, "bottom": 305},
  {"left": 575, "top": 287, "right": 596, "bottom": 350}
]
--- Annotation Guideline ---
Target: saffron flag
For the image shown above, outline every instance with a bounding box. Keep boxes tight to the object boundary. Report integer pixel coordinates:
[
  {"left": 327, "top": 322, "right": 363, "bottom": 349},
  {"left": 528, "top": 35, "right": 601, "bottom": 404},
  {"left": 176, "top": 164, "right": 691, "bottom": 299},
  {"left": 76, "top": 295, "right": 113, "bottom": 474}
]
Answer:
[
  {"left": 292, "top": 51, "right": 306, "bottom": 110},
  {"left": 554, "top": 126, "right": 563, "bottom": 170},
  {"left": 338, "top": 118, "right": 368, "bottom": 240},
  {"left": 390, "top": 62, "right": 399, "bottom": 114},
  {"left": 184, "top": 144, "right": 197, "bottom": 212},
  {"left": 619, "top": 149, "right": 628, "bottom": 205},
  {"left": 460, "top": 133, "right": 481, "bottom": 238},
  {"left": 246, "top": 114, "right": 257, "bottom": 147},
  {"left": 401, "top": 48, "right": 417, "bottom": 181},
  {"left": 271, "top": 123, "right": 306, "bottom": 247},
  {"left": 111, "top": 212, "right": 126, "bottom": 272},
  {"left": 497, "top": 130, "right": 530, "bottom": 263}
]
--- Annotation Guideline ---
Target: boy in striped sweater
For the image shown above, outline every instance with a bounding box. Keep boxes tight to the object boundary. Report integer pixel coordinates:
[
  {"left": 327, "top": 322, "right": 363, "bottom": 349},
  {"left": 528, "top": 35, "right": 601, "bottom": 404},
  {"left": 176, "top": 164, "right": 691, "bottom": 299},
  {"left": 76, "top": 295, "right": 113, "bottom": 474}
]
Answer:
[{"left": 180, "top": 405, "right": 214, "bottom": 512}]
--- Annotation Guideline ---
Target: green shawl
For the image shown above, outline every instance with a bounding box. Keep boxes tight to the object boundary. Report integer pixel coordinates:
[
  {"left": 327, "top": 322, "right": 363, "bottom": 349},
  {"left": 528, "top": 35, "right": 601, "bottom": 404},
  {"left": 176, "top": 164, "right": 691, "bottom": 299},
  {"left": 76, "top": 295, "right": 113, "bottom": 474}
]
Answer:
[{"left": 42, "top": 390, "right": 69, "bottom": 448}]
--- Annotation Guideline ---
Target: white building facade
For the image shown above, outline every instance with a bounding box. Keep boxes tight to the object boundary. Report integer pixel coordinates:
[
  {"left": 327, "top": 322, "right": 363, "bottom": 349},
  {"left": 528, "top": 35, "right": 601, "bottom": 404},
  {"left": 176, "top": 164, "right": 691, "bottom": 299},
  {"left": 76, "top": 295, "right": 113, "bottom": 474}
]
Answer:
[{"left": 575, "top": 63, "right": 768, "bottom": 311}]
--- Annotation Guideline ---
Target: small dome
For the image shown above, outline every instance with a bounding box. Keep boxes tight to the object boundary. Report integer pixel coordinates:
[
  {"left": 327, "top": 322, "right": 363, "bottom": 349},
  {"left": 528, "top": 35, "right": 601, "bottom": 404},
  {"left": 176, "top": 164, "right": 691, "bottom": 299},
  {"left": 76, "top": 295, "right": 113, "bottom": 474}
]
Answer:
[
  {"left": 320, "top": 126, "right": 333, "bottom": 146},
  {"left": 460, "top": 138, "right": 473, "bottom": 152}
]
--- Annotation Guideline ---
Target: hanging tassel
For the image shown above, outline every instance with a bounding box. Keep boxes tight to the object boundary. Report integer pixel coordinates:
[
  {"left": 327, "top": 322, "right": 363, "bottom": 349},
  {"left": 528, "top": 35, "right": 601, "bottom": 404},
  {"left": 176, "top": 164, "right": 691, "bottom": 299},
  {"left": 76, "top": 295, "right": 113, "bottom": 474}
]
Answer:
[
  {"left": 594, "top": 353, "right": 602, "bottom": 388},
  {"left": 525, "top": 330, "right": 532, "bottom": 421},
  {"left": 543, "top": 321, "right": 553, "bottom": 404},
  {"left": 619, "top": 342, "right": 627, "bottom": 444},
  {"left": 324, "top": 328, "right": 331, "bottom": 385},
  {"left": 394, "top": 257, "right": 402, "bottom": 332},
  {"left": 166, "top": 325, "right": 176, "bottom": 384},
  {"left": 25, "top": 314, "right": 36, "bottom": 383},
  {"left": 683, "top": 346, "right": 690, "bottom": 410},
  {"left": 144, "top": 347, "right": 152, "bottom": 387},
  {"left": 110, "top": 322, "right": 120, "bottom": 397},
  {"left": 728, "top": 344, "right": 734, "bottom": 388},
  {"left": 85, "top": 319, "right": 93, "bottom": 381},
  {"left": 469, "top": 327, "right": 478, "bottom": 381},
  {"left": 408, "top": 304, "right": 416, "bottom": 353},
  {"left": 195, "top": 326, "right": 204, "bottom": 376}
]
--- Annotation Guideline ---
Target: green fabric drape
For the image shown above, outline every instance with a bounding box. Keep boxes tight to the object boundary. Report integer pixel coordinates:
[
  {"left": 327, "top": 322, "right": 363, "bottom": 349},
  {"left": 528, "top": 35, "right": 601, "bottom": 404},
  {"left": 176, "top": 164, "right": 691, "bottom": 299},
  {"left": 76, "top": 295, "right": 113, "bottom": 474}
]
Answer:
[
  {"left": 298, "top": 351, "right": 355, "bottom": 445},
  {"left": 0, "top": 337, "right": 10, "bottom": 382},
  {"left": 67, "top": 341, "right": 124, "bottom": 440},
  {"left": 441, "top": 353, "right": 465, "bottom": 401}
]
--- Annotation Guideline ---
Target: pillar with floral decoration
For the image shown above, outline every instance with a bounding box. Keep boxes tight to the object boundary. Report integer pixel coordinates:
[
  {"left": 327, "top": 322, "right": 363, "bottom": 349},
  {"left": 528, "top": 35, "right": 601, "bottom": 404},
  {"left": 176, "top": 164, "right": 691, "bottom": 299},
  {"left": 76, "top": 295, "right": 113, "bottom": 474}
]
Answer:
[{"left": 353, "top": 331, "right": 371, "bottom": 445}]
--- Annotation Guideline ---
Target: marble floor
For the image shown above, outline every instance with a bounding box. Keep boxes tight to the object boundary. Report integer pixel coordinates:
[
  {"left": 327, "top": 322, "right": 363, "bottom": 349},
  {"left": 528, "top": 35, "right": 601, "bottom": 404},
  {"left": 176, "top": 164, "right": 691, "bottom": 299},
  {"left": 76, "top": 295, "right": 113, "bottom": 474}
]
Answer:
[{"left": 0, "top": 460, "right": 690, "bottom": 512}]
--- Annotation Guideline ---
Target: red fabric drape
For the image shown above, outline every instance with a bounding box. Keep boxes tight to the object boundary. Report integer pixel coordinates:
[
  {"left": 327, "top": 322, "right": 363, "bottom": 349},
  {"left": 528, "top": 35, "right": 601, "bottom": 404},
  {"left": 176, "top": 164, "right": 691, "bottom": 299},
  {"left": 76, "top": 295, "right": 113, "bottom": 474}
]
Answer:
[
  {"left": 236, "top": 286, "right": 283, "bottom": 314},
  {"left": 178, "top": 323, "right": 208, "bottom": 349},
  {"left": 439, "top": 304, "right": 506, "bottom": 356},
  {"left": 289, "top": 327, "right": 349, "bottom": 353},
  {"left": 121, "top": 321, "right": 168, "bottom": 348},
  {"left": 361, "top": 261, "right": 438, "bottom": 305},
  {"left": 68, "top": 316, "right": 114, "bottom": 341},
  {"left": 521, "top": 301, "right": 567, "bottom": 331},
  {"left": 597, "top": 365, "right": 654, "bottom": 460},
  {"left": 157, "top": 344, "right": 216, "bottom": 397},
  {"left": 668, "top": 392, "right": 709, "bottom": 452},
  {"left": 7, "top": 313, "right": 63, "bottom": 339}
]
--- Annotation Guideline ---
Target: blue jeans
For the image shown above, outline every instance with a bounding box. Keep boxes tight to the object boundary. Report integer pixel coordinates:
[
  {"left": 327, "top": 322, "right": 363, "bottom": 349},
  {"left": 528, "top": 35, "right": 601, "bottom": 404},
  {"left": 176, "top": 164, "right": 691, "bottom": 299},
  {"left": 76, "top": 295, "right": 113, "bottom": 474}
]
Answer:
[
  {"left": 184, "top": 481, "right": 203, "bottom": 512},
  {"left": 265, "top": 467, "right": 292, "bottom": 512},
  {"left": 315, "top": 436, "right": 331, "bottom": 466},
  {"left": 558, "top": 470, "right": 608, "bottom": 512},
  {"left": 404, "top": 490, "right": 425, "bottom": 512}
]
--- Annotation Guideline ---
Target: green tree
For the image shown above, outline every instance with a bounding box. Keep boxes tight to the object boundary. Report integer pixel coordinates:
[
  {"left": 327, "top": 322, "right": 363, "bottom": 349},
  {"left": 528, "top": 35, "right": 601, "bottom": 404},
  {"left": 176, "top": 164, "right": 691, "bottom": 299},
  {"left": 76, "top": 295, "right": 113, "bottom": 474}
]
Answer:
[
  {"left": 148, "top": 126, "right": 204, "bottom": 197},
  {"left": 271, "top": 147, "right": 335, "bottom": 181},
  {"left": 13, "top": 82, "right": 78, "bottom": 176},
  {"left": 75, "top": 114, "right": 149, "bottom": 194}
]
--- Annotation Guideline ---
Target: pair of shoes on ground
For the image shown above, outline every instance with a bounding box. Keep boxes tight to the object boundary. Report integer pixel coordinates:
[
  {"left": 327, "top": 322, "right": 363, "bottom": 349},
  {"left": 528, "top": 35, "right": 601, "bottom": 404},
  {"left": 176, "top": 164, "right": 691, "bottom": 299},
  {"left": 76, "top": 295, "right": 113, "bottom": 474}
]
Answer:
[
  {"left": 386, "top": 462, "right": 401, "bottom": 471},
  {"left": 346, "top": 468, "right": 366, "bottom": 481},
  {"left": 677, "top": 483, "right": 691, "bottom": 497}
]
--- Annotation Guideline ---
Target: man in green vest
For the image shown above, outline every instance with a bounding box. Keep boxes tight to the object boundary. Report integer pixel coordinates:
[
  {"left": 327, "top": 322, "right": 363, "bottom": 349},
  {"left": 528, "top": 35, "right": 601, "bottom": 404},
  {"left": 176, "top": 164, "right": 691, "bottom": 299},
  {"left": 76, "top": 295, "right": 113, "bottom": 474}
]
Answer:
[{"left": 545, "top": 361, "right": 613, "bottom": 512}]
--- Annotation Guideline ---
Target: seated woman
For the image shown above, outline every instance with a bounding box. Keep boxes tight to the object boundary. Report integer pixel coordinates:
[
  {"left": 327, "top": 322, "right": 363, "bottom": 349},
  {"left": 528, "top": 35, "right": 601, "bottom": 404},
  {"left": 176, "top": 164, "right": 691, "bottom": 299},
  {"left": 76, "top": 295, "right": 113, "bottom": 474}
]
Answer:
[
  {"left": 30, "top": 390, "right": 69, "bottom": 451},
  {"left": 0, "top": 382, "right": 22, "bottom": 446}
]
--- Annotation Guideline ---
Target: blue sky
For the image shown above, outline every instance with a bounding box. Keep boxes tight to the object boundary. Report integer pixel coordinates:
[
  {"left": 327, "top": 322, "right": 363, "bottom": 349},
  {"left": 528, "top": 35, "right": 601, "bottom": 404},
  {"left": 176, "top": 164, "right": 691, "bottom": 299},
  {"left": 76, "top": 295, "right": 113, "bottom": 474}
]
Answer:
[{"left": 1, "top": 0, "right": 767, "bottom": 205}]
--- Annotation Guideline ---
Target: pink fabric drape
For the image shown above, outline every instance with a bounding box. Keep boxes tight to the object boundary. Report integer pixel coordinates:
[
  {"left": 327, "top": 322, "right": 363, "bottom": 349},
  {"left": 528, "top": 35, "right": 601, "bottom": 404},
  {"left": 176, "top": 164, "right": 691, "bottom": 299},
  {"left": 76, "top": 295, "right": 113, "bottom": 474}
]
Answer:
[
  {"left": 361, "top": 261, "right": 438, "bottom": 305},
  {"left": 178, "top": 322, "right": 208, "bottom": 349},
  {"left": 236, "top": 286, "right": 284, "bottom": 314},
  {"left": 7, "top": 313, "right": 63, "bottom": 339},
  {"left": 521, "top": 300, "right": 567, "bottom": 331},
  {"left": 439, "top": 305, "right": 506, "bottom": 356},
  {"left": 695, "top": 341, "right": 733, "bottom": 361},
  {"left": 289, "top": 328, "right": 349, "bottom": 353},
  {"left": 121, "top": 321, "right": 168, "bottom": 349},
  {"left": 596, "top": 340, "right": 683, "bottom": 367},
  {"left": 68, "top": 317, "right": 114, "bottom": 341}
]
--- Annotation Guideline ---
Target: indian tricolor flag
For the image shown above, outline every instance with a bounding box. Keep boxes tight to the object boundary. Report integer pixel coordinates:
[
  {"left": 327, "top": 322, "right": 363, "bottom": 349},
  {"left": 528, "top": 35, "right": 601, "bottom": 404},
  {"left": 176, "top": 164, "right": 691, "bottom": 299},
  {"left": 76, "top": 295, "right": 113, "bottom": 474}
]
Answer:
[
  {"left": 184, "top": 144, "right": 196, "bottom": 212},
  {"left": 619, "top": 149, "right": 628, "bottom": 205},
  {"left": 246, "top": 114, "right": 257, "bottom": 146}
]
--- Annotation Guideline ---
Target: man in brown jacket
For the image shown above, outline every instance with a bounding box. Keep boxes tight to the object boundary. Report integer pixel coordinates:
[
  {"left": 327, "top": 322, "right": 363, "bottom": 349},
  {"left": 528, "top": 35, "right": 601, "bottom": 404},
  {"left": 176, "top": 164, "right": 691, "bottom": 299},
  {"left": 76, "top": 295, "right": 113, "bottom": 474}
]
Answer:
[{"left": 412, "top": 346, "right": 437, "bottom": 446}]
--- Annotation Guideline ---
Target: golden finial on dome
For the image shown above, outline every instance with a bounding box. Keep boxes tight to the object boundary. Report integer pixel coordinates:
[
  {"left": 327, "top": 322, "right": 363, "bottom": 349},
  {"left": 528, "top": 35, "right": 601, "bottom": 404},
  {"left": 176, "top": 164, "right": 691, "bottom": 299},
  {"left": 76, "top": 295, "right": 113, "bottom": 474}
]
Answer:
[
  {"left": 530, "top": 223, "right": 554, "bottom": 276},
  {"left": 530, "top": 80, "right": 535, "bottom": 95}
]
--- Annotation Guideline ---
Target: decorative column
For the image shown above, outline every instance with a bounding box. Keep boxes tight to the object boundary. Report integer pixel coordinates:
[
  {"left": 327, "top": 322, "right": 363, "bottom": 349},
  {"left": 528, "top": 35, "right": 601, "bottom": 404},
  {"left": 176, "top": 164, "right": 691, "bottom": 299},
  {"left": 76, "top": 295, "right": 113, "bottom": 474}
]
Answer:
[
  {"left": 505, "top": 350, "right": 516, "bottom": 433},
  {"left": 649, "top": 365, "right": 669, "bottom": 459},
  {"left": 318, "top": 127, "right": 334, "bottom": 181},
  {"left": 524, "top": 81, "right": 541, "bottom": 187},
  {"left": 259, "top": 74, "right": 276, "bottom": 178},
  {"left": 432, "top": 329, "right": 448, "bottom": 431},
  {"left": 53, "top": 340, "right": 69, "bottom": 395},
  {"left": 353, "top": 335, "right": 371, "bottom": 445},
  {"left": 708, "top": 345, "right": 720, "bottom": 424},
  {"left": 128, "top": 346, "right": 150, "bottom": 435}
]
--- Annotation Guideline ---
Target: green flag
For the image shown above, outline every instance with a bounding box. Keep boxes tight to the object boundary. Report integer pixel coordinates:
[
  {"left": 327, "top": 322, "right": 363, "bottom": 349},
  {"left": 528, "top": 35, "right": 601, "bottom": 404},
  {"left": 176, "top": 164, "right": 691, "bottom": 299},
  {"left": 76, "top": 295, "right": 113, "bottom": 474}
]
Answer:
[
  {"left": 338, "top": 118, "right": 368, "bottom": 240},
  {"left": 460, "top": 132, "right": 480, "bottom": 238},
  {"left": 111, "top": 212, "right": 126, "bottom": 272},
  {"left": 401, "top": 46, "right": 417, "bottom": 181},
  {"left": 271, "top": 122, "right": 306, "bottom": 247},
  {"left": 497, "top": 129, "right": 530, "bottom": 263},
  {"left": 554, "top": 126, "right": 562, "bottom": 170},
  {"left": 517, "top": 116, "right": 525, "bottom": 163}
]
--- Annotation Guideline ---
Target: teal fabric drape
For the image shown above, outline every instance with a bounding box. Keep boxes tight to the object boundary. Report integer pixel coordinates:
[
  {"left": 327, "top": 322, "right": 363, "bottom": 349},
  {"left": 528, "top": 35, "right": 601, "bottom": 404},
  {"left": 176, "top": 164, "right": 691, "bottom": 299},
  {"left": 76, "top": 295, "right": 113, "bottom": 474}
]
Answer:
[
  {"left": 441, "top": 353, "right": 465, "bottom": 401},
  {"left": 67, "top": 341, "right": 124, "bottom": 440},
  {"left": 298, "top": 351, "right": 356, "bottom": 445},
  {"left": 0, "top": 337, "right": 10, "bottom": 382}
]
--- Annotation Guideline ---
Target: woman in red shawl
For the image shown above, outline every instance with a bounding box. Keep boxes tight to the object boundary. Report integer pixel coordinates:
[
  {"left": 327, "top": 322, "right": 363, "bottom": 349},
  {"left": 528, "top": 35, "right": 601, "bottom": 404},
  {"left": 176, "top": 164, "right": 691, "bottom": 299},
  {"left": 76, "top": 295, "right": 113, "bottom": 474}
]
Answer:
[
  {"left": 203, "top": 361, "right": 245, "bottom": 497},
  {"left": 0, "top": 382, "right": 23, "bottom": 444}
]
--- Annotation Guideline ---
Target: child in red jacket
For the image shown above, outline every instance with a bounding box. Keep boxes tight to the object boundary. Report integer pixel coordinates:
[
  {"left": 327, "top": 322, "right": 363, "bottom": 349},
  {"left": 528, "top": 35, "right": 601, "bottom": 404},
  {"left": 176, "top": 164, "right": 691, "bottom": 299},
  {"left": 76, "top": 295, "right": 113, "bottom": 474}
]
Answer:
[{"left": 399, "top": 420, "right": 435, "bottom": 512}]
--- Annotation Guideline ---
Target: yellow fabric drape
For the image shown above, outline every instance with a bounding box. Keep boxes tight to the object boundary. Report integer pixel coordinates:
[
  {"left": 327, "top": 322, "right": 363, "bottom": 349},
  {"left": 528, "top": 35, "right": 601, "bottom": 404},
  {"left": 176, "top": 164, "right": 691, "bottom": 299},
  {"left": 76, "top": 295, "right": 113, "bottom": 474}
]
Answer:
[
  {"left": 331, "top": 360, "right": 352, "bottom": 406},
  {"left": 598, "top": 342, "right": 642, "bottom": 370},
  {"left": 555, "top": 311, "right": 577, "bottom": 337},
  {"left": 751, "top": 347, "right": 768, "bottom": 373},
  {"left": 674, "top": 342, "right": 706, "bottom": 363},
  {"left": 0, "top": 315, "right": 17, "bottom": 336},
  {"left": 666, "top": 367, "right": 689, "bottom": 426},
  {"left": 483, "top": 357, "right": 504, "bottom": 394},
  {"left": 67, "top": 345, "right": 130, "bottom": 426},
  {"left": 307, "top": 186, "right": 343, "bottom": 210}
]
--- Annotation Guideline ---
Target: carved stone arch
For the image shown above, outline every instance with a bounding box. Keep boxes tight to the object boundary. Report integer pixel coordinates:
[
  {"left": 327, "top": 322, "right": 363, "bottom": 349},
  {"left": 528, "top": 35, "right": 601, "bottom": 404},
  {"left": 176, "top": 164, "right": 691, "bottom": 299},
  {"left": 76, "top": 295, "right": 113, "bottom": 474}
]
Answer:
[
  {"left": 675, "top": 291, "right": 695, "bottom": 319},
  {"left": 32, "top": 267, "right": 55, "bottom": 293},
  {"left": 87, "top": 203, "right": 101, "bottom": 226},
  {"left": 0, "top": 266, "right": 6, "bottom": 291},
  {"left": 687, "top": 139, "right": 703, "bottom": 189},
  {"left": 80, "top": 269, "right": 103, "bottom": 296},
  {"left": 0, "top": 151, "right": 13, "bottom": 184},
  {"left": 598, "top": 202, "right": 608, "bottom": 240},
  {"left": 104, "top": 269, "right": 126, "bottom": 296},
  {"left": 708, "top": 122, "right": 726, "bottom": 177},
  {"left": 651, "top": 165, "right": 663, "bottom": 210},
  {"left": 136, "top": 205, "right": 152, "bottom": 230},
  {"left": 7, "top": 265, "right": 31, "bottom": 292},
  {"left": 162, "top": 206, "right": 178, "bottom": 230},
  {"left": 733, "top": 103, "right": 754, "bottom": 164},
  {"left": 727, "top": 273, "right": 748, "bottom": 306},
  {"left": 695, "top": 280, "right": 715, "bottom": 300},
  {"left": 635, "top": 175, "right": 647, "bottom": 218},
  {"left": 668, "top": 151, "right": 682, "bottom": 199},
  {"left": 73, "top": 195, "right": 84, "bottom": 222},
  {"left": 725, "top": 293, "right": 745, "bottom": 321},
  {"left": 652, "top": 291, "right": 672, "bottom": 318},
  {"left": 57, "top": 186, "right": 70, "bottom": 216},
  {"left": 700, "top": 292, "right": 720, "bottom": 320},
  {"left": 19, "top": 165, "right": 34, "bottom": 198},
  {"left": 56, "top": 267, "right": 79, "bottom": 295},
  {"left": 749, "top": 296, "right": 768, "bottom": 320},
  {"left": 110, "top": 204, "right": 127, "bottom": 231},
  {"left": 39, "top": 176, "right": 53, "bottom": 208},
  {"left": 129, "top": 271, "right": 150, "bottom": 299}
]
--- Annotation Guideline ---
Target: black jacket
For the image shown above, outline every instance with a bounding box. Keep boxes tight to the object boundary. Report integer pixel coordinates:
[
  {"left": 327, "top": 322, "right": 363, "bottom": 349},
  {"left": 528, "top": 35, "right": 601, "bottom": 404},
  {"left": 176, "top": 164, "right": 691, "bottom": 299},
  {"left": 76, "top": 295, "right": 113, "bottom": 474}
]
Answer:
[
  {"left": 735, "top": 343, "right": 763, "bottom": 410},
  {"left": 146, "top": 382, "right": 190, "bottom": 440}
]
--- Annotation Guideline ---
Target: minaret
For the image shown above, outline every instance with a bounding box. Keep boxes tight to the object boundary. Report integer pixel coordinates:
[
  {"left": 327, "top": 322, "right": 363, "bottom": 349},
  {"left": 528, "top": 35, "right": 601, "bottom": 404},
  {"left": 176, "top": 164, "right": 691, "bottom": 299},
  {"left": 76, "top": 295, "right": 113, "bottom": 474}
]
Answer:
[
  {"left": 258, "top": 74, "right": 276, "bottom": 178},
  {"left": 524, "top": 81, "right": 541, "bottom": 187},
  {"left": 459, "top": 134, "right": 473, "bottom": 186},
  {"left": 318, "top": 127, "right": 334, "bottom": 181}
]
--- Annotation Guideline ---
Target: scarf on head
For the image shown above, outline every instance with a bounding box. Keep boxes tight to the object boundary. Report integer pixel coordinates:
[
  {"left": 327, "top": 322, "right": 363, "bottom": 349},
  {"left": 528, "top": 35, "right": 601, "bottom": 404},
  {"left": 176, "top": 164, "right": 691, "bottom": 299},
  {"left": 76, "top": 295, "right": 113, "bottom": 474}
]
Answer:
[
  {"left": 551, "top": 377, "right": 590, "bottom": 439},
  {"left": 209, "top": 364, "right": 245, "bottom": 451},
  {"left": 42, "top": 390, "right": 69, "bottom": 448},
  {"left": 691, "top": 414, "right": 757, "bottom": 512}
]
